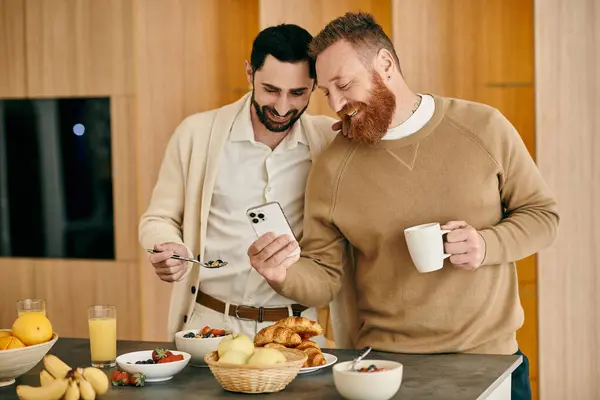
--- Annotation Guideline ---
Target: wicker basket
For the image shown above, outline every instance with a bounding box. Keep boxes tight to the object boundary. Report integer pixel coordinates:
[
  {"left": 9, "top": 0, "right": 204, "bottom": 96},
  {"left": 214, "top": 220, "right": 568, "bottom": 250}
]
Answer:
[{"left": 204, "top": 348, "right": 307, "bottom": 393}]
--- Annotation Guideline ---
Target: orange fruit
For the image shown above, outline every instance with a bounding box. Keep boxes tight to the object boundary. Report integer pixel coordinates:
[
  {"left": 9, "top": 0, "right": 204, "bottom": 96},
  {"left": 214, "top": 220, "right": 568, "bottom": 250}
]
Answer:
[
  {"left": 12, "top": 313, "right": 53, "bottom": 345},
  {"left": 0, "top": 331, "right": 11, "bottom": 338},
  {"left": 0, "top": 335, "right": 25, "bottom": 350}
]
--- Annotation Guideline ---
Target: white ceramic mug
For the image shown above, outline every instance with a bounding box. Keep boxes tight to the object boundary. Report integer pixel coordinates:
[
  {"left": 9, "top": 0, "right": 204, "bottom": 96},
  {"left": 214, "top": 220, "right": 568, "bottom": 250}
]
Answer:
[{"left": 404, "top": 223, "right": 450, "bottom": 273}]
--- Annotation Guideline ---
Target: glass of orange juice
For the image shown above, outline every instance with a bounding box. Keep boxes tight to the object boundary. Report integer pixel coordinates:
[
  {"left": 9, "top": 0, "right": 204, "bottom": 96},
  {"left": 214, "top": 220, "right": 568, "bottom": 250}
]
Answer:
[
  {"left": 16, "top": 299, "right": 46, "bottom": 317},
  {"left": 88, "top": 305, "right": 117, "bottom": 368}
]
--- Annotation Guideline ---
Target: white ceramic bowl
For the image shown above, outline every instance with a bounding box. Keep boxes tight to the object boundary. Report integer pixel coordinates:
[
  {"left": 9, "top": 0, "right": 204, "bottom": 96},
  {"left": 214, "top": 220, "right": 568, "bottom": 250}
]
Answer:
[
  {"left": 116, "top": 350, "right": 190, "bottom": 382},
  {"left": 0, "top": 329, "right": 59, "bottom": 387},
  {"left": 333, "top": 359, "right": 404, "bottom": 400},
  {"left": 174, "top": 329, "right": 227, "bottom": 366}
]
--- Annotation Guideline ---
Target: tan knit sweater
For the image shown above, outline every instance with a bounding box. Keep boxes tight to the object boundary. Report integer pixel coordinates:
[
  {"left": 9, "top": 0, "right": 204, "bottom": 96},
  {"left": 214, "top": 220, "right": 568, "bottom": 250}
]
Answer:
[{"left": 272, "top": 95, "right": 559, "bottom": 355}]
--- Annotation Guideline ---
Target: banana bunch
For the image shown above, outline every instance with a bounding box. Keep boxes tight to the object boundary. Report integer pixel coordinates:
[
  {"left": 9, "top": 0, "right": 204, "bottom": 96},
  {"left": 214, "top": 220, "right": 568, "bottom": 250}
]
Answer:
[{"left": 16, "top": 354, "right": 109, "bottom": 400}]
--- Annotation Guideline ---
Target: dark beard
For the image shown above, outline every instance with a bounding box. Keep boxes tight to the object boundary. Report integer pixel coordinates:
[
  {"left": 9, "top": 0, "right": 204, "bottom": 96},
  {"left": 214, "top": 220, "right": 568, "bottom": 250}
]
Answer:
[
  {"left": 251, "top": 91, "right": 308, "bottom": 133},
  {"left": 338, "top": 72, "right": 396, "bottom": 145}
]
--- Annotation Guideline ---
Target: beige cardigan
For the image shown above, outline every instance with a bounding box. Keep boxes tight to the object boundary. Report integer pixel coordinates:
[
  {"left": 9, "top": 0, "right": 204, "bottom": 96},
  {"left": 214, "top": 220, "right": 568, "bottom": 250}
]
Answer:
[{"left": 139, "top": 93, "right": 359, "bottom": 348}]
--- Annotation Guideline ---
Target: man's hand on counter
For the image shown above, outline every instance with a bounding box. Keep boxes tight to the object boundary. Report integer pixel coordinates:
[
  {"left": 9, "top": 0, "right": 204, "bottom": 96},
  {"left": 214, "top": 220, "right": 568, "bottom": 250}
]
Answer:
[{"left": 247, "top": 232, "right": 300, "bottom": 285}]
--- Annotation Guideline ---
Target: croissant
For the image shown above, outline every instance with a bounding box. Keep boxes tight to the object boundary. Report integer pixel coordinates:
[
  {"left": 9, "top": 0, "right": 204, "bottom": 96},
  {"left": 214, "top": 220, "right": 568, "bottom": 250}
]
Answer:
[
  {"left": 295, "top": 340, "right": 321, "bottom": 352},
  {"left": 264, "top": 342, "right": 287, "bottom": 349},
  {"left": 274, "top": 316, "right": 324, "bottom": 339},
  {"left": 300, "top": 346, "right": 326, "bottom": 368},
  {"left": 254, "top": 325, "right": 302, "bottom": 347}
]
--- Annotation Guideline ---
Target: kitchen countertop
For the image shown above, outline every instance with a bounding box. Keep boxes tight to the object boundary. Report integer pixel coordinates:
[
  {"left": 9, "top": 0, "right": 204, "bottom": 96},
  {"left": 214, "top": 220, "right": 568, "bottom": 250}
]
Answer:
[{"left": 1, "top": 338, "right": 521, "bottom": 399}]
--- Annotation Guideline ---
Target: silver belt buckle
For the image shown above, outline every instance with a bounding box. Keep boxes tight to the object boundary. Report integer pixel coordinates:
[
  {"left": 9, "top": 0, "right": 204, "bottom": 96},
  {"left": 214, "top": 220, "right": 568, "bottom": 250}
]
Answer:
[{"left": 234, "top": 305, "right": 265, "bottom": 322}]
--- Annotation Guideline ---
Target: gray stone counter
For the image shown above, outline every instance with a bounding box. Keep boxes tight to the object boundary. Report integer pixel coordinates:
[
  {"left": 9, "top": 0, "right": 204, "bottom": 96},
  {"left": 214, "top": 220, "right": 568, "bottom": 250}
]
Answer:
[{"left": 0, "top": 338, "right": 521, "bottom": 399}]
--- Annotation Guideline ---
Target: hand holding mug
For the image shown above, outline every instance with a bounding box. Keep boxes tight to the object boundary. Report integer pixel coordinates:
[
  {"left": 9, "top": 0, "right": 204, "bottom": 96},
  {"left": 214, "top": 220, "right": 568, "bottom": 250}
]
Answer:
[{"left": 441, "top": 221, "right": 486, "bottom": 270}]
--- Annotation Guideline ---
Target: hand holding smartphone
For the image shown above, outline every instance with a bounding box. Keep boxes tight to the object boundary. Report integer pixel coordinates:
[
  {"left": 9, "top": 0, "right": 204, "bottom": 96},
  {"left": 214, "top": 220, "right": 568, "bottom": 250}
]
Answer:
[{"left": 246, "top": 202, "right": 301, "bottom": 257}]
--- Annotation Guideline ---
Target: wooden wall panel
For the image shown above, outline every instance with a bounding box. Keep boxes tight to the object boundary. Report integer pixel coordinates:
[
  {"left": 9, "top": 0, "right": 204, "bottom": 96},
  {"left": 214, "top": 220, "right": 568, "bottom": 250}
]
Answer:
[
  {"left": 259, "top": 0, "right": 392, "bottom": 119},
  {"left": 0, "top": 259, "right": 141, "bottom": 340},
  {"left": 25, "top": 0, "right": 134, "bottom": 97},
  {"left": 111, "top": 96, "right": 138, "bottom": 261},
  {"left": 0, "top": 0, "right": 141, "bottom": 341},
  {"left": 135, "top": 0, "right": 259, "bottom": 341},
  {"left": 0, "top": 0, "right": 26, "bottom": 97},
  {"left": 535, "top": 0, "right": 600, "bottom": 398},
  {"left": 393, "top": 0, "right": 538, "bottom": 397}
]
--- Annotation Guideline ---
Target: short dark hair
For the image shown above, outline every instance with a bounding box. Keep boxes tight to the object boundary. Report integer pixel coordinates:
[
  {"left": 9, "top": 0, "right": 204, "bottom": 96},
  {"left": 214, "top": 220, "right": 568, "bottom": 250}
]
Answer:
[
  {"left": 309, "top": 12, "right": 401, "bottom": 73},
  {"left": 250, "top": 24, "right": 316, "bottom": 79}
]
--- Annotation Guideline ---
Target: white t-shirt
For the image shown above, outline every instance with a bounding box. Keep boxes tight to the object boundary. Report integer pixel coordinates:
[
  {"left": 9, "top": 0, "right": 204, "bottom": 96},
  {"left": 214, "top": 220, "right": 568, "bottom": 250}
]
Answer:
[{"left": 382, "top": 94, "right": 435, "bottom": 140}]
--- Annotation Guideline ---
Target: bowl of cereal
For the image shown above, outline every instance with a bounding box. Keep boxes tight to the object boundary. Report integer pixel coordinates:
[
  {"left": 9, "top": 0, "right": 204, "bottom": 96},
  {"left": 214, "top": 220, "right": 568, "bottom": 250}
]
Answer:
[
  {"left": 333, "top": 359, "right": 403, "bottom": 400},
  {"left": 174, "top": 326, "right": 231, "bottom": 366}
]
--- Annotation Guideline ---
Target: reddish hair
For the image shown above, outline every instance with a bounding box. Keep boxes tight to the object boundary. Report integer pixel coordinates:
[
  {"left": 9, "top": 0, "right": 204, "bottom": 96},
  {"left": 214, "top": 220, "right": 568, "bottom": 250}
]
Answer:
[{"left": 309, "top": 12, "right": 401, "bottom": 72}]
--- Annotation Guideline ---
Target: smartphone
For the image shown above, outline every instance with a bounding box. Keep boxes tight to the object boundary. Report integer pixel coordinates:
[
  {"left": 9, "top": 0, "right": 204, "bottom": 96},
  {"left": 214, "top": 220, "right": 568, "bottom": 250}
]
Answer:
[{"left": 246, "top": 202, "right": 300, "bottom": 257}]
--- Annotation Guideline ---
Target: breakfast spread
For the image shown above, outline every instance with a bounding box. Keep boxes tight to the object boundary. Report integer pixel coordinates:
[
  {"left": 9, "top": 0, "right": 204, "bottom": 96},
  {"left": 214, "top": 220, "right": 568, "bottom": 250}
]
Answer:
[
  {"left": 126, "top": 348, "right": 184, "bottom": 365},
  {"left": 254, "top": 316, "right": 327, "bottom": 368},
  {"left": 15, "top": 354, "right": 110, "bottom": 400},
  {"left": 182, "top": 326, "right": 229, "bottom": 338},
  {"left": 111, "top": 370, "right": 146, "bottom": 387},
  {"left": 358, "top": 364, "right": 388, "bottom": 373},
  {"left": 3, "top": 307, "right": 374, "bottom": 398},
  {"left": 151, "top": 348, "right": 184, "bottom": 363},
  {"left": 213, "top": 333, "right": 288, "bottom": 366},
  {"left": 1, "top": 313, "right": 54, "bottom": 350},
  {"left": 204, "top": 259, "right": 227, "bottom": 268}
]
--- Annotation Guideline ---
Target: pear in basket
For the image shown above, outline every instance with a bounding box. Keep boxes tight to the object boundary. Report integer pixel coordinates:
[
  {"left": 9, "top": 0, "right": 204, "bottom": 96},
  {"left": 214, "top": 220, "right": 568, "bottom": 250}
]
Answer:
[
  {"left": 217, "top": 334, "right": 254, "bottom": 357},
  {"left": 218, "top": 350, "right": 250, "bottom": 365},
  {"left": 247, "top": 348, "right": 286, "bottom": 366}
]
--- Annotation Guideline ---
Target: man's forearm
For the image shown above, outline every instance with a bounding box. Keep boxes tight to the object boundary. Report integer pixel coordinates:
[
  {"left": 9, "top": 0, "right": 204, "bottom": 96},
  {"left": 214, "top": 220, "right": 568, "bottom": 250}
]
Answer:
[
  {"left": 269, "top": 257, "right": 342, "bottom": 307},
  {"left": 479, "top": 202, "right": 559, "bottom": 266},
  {"left": 476, "top": 109, "right": 560, "bottom": 266},
  {"left": 139, "top": 214, "right": 188, "bottom": 252}
]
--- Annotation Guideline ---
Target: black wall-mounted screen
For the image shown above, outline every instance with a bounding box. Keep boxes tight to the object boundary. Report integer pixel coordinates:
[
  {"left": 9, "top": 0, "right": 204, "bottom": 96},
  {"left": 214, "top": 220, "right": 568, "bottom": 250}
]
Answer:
[{"left": 0, "top": 97, "right": 114, "bottom": 260}]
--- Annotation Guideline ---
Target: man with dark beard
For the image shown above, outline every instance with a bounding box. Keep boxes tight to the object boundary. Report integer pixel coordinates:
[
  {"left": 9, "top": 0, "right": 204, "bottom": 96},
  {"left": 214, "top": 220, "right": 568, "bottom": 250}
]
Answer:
[
  {"left": 139, "top": 24, "right": 335, "bottom": 343},
  {"left": 247, "top": 12, "right": 559, "bottom": 400}
]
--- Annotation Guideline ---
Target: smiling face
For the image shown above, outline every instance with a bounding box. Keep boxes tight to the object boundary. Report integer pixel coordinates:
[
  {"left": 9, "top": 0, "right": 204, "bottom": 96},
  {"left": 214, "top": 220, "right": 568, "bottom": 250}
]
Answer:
[
  {"left": 247, "top": 55, "right": 313, "bottom": 133},
  {"left": 316, "top": 40, "right": 396, "bottom": 145}
]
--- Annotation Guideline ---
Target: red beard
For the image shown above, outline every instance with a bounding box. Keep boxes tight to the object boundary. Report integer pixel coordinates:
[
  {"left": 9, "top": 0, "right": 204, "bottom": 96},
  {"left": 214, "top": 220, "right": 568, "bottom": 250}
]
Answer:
[{"left": 338, "top": 72, "right": 396, "bottom": 145}]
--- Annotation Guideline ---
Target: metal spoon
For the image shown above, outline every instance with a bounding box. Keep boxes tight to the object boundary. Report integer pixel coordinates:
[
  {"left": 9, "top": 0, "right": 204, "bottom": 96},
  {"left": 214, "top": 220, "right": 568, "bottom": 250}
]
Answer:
[
  {"left": 350, "top": 346, "right": 372, "bottom": 371},
  {"left": 146, "top": 249, "right": 228, "bottom": 269}
]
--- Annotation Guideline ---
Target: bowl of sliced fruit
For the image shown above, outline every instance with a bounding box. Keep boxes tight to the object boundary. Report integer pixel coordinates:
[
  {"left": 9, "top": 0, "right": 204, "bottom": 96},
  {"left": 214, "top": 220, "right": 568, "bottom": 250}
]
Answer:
[
  {"left": 115, "top": 349, "right": 190, "bottom": 382},
  {"left": 175, "top": 326, "right": 230, "bottom": 366}
]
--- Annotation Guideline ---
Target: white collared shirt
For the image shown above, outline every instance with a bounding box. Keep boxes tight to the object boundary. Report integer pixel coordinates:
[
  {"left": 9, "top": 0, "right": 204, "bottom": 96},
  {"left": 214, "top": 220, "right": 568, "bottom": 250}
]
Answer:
[
  {"left": 200, "top": 97, "right": 312, "bottom": 308},
  {"left": 382, "top": 94, "right": 435, "bottom": 140}
]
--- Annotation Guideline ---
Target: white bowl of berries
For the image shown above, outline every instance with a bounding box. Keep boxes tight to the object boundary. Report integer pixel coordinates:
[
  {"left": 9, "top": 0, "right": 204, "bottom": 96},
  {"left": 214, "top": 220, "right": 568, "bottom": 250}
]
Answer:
[
  {"left": 115, "top": 349, "right": 190, "bottom": 382},
  {"left": 333, "top": 360, "right": 403, "bottom": 400},
  {"left": 175, "top": 326, "right": 230, "bottom": 366}
]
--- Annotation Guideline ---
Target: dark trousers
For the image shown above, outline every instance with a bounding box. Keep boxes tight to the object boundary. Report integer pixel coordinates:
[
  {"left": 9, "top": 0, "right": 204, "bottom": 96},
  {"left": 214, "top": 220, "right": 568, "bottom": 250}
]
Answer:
[{"left": 511, "top": 349, "right": 532, "bottom": 400}]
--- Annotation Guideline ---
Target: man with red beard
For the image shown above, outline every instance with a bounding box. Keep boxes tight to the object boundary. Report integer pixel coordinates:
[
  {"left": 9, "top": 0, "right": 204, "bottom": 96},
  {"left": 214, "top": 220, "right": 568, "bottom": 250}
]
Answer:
[{"left": 247, "top": 12, "right": 559, "bottom": 400}]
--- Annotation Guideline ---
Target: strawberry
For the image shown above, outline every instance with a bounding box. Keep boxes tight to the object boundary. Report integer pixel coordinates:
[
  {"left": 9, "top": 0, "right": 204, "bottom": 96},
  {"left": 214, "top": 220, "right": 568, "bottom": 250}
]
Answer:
[
  {"left": 127, "top": 372, "right": 146, "bottom": 387},
  {"left": 157, "top": 356, "right": 172, "bottom": 364},
  {"left": 200, "top": 326, "right": 211, "bottom": 336},
  {"left": 151, "top": 348, "right": 168, "bottom": 362},
  {"left": 157, "top": 353, "right": 184, "bottom": 363},
  {"left": 111, "top": 370, "right": 129, "bottom": 386}
]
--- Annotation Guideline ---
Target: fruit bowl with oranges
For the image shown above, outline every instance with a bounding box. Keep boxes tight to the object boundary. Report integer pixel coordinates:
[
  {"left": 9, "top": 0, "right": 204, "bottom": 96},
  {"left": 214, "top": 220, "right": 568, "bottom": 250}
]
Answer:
[{"left": 0, "top": 312, "right": 58, "bottom": 387}]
